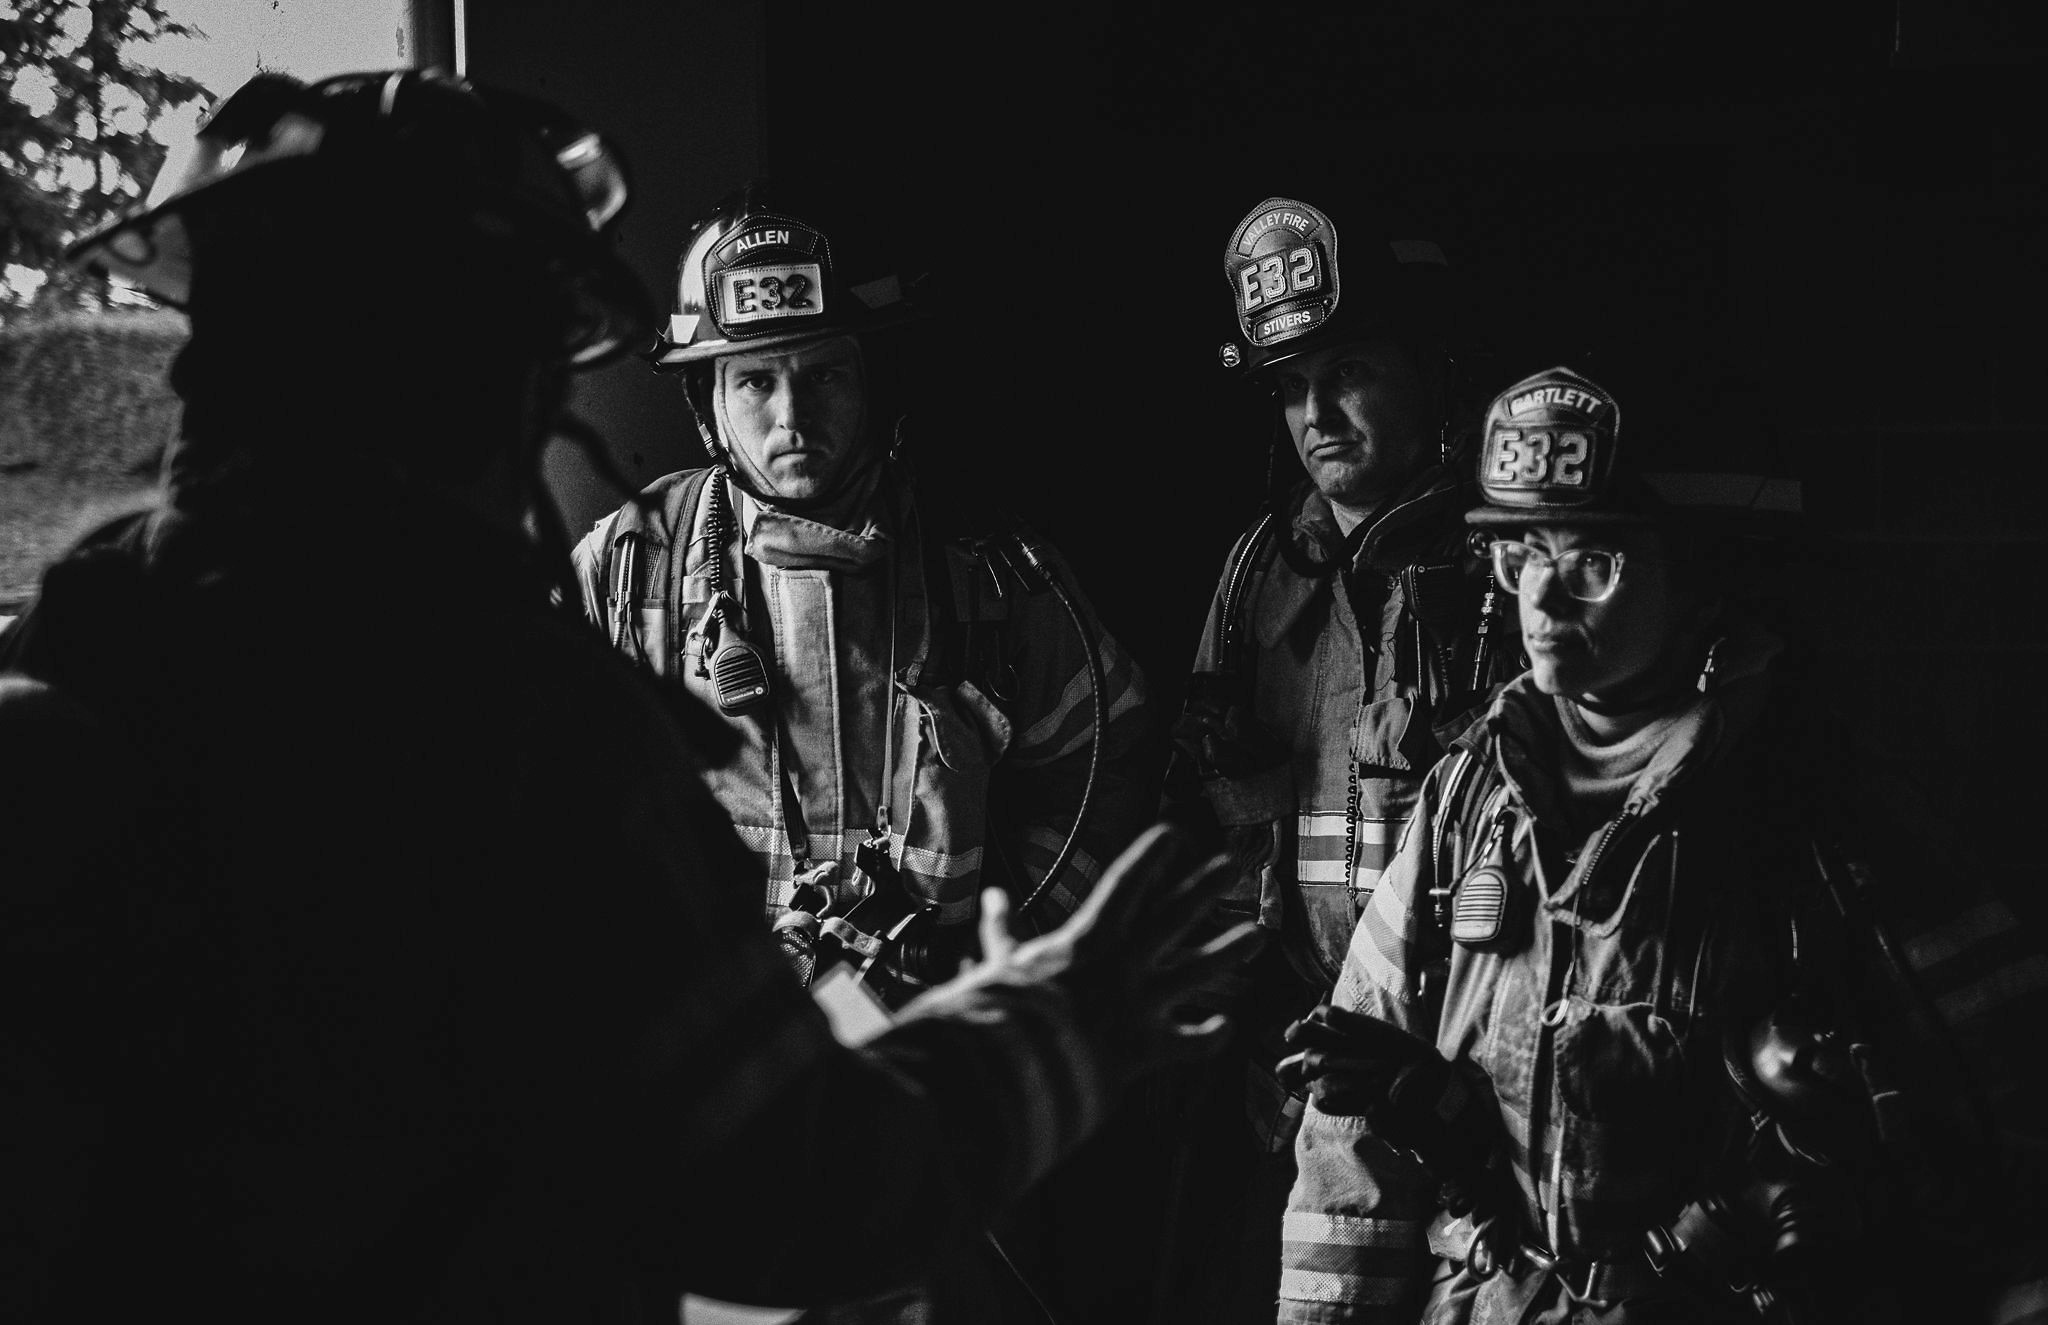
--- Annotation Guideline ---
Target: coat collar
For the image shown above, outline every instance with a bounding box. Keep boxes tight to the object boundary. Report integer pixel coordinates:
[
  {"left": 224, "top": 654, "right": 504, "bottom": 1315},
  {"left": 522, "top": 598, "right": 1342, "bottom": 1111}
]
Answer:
[
  {"left": 1251, "top": 464, "right": 1472, "bottom": 649},
  {"left": 1472, "top": 615, "right": 1784, "bottom": 829},
  {"left": 1282, "top": 461, "right": 1472, "bottom": 578},
  {"left": 735, "top": 464, "right": 899, "bottom": 573}
]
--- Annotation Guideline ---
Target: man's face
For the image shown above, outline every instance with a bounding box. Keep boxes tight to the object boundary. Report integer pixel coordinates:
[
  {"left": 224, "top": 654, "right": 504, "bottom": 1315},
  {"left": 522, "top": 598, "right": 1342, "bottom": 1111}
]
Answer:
[
  {"left": 1512, "top": 524, "right": 1693, "bottom": 703},
  {"left": 1277, "top": 339, "right": 1432, "bottom": 509},
  {"left": 718, "top": 336, "right": 866, "bottom": 502}
]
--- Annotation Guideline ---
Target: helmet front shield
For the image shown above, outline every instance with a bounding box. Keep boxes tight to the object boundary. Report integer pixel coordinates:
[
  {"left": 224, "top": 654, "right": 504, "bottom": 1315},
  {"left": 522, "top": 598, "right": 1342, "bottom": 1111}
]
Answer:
[{"left": 650, "top": 183, "right": 925, "bottom": 369}]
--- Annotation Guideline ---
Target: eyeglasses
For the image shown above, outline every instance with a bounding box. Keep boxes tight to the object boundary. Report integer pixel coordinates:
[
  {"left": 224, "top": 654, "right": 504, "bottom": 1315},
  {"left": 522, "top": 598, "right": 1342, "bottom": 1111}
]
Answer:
[{"left": 1489, "top": 540, "right": 1629, "bottom": 603}]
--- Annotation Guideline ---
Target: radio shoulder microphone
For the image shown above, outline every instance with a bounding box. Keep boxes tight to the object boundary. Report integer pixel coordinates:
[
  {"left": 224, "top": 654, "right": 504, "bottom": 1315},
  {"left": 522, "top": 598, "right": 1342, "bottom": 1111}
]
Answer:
[{"left": 705, "top": 593, "right": 771, "bottom": 717}]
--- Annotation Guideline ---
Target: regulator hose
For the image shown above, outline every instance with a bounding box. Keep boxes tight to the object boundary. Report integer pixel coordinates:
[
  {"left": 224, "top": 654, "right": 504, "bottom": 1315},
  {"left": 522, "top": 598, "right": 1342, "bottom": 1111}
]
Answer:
[{"left": 1009, "top": 530, "right": 1104, "bottom": 918}]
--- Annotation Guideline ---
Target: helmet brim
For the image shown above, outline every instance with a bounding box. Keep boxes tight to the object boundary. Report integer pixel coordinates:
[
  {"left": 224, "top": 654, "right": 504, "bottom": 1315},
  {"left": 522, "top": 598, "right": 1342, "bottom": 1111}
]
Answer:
[
  {"left": 647, "top": 301, "right": 926, "bottom": 370},
  {"left": 1463, "top": 505, "right": 1660, "bottom": 528},
  {"left": 68, "top": 158, "right": 653, "bottom": 369}
]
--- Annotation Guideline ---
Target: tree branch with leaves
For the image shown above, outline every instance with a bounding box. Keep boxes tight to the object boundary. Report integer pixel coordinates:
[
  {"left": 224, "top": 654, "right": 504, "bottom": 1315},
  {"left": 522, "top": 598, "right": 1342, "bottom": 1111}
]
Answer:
[{"left": 1, "top": 0, "right": 206, "bottom": 318}]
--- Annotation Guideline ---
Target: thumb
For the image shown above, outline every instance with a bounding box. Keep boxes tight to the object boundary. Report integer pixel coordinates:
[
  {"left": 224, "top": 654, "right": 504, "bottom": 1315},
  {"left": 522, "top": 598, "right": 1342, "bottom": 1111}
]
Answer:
[{"left": 978, "top": 886, "right": 1018, "bottom": 964}]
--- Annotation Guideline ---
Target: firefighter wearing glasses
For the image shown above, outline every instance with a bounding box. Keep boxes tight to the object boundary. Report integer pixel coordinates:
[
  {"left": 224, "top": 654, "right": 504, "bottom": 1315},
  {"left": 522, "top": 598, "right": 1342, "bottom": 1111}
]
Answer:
[
  {"left": 1156, "top": 196, "right": 1518, "bottom": 1319},
  {"left": 0, "top": 71, "right": 1258, "bottom": 1322},
  {"left": 1274, "top": 366, "right": 2048, "bottom": 1324}
]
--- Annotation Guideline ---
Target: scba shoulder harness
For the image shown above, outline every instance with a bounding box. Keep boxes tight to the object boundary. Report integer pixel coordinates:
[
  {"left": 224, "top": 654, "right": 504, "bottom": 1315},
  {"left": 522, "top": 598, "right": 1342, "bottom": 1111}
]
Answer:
[
  {"left": 589, "top": 466, "right": 1105, "bottom": 939},
  {"left": 1415, "top": 727, "right": 1985, "bottom": 1322},
  {"left": 1201, "top": 506, "right": 1510, "bottom": 718},
  {"left": 590, "top": 465, "right": 1044, "bottom": 700}
]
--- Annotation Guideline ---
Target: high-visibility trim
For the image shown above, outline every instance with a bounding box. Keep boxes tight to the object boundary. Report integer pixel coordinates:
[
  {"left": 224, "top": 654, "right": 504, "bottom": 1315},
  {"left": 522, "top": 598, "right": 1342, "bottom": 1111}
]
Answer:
[
  {"left": 731, "top": 821, "right": 984, "bottom": 915},
  {"left": 1298, "top": 813, "right": 1395, "bottom": 842},
  {"left": 1935, "top": 954, "right": 2048, "bottom": 1024},
  {"left": 900, "top": 840, "right": 982, "bottom": 879},
  {"left": 1278, "top": 1268, "right": 1411, "bottom": 1306},
  {"left": 1298, "top": 859, "right": 1386, "bottom": 886},
  {"left": 1015, "top": 658, "right": 1098, "bottom": 753},
  {"left": 1904, "top": 900, "right": 2014, "bottom": 971},
  {"left": 1018, "top": 825, "right": 1101, "bottom": 880},
  {"left": 1991, "top": 1271, "right": 2048, "bottom": 1325},
  {"left": 1280, "top": 1212, "right": 1424, "bottom": 1246},
  {"left": 728, "top": 822, "right": 784, "bottom": 855},
  {"left": 1297, "top": 814, "right": 1400, "bottom": 889},
  {"left": 1352, "top": 898, "right": 1413, "bottom": 994},
  {"left": 1009, "top": 648, "right": 1143, "bottom": 767},
  {"left": 1016, "top": 826, "right": 1103, "bottom": 920}
]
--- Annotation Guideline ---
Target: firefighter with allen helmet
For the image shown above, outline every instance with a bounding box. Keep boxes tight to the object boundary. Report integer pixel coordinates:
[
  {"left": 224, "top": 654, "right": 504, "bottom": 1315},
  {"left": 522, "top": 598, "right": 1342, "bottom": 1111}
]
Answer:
[
  {"left": 570, "top": 190, "right": 1157, "bottom": 1318},
  {"left": 573, "top": 183, "right": 1151, "bottom": 1002},
  {"left": 1157, "top": 195, "right": 1518, "bottom": 1319},
  {"left": 1273, "top": 366, "right": 2048, "bottom": 1323}
]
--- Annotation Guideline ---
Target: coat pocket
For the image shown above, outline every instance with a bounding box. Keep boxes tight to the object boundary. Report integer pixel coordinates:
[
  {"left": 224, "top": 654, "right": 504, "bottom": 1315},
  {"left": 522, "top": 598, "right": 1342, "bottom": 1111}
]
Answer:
[
  {"left": 1553, "top": 997, "right": 1683, "bottom": 1124},
  {"left": 910, "top": 679, "right": 1012, "bottom": 771},
  {"left": 1350, "top": 694, "right": 1419, "bottom": 773},
  {"left": 1551, "top": 997, "right": 1691, "bottom": 1203},
  {"left": 900, "top": 681, "right": 1013, "bottom": 903}
]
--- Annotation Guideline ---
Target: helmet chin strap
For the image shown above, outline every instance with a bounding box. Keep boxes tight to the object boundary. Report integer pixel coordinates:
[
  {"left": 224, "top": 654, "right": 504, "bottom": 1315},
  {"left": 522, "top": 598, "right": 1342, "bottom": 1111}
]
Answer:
[{"left": 1572, "top": 624, "right": 1720, "bottom": 718}]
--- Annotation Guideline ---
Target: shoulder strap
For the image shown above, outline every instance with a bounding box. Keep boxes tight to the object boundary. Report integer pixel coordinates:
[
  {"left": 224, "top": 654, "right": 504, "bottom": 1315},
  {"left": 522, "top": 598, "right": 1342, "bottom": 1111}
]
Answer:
[
  {"left": 1419, "top": 742, "right": 1509, "bottom": 996},
  {"left": 915, "top": 513, "right": 972, "bottom": 689},
  {"left": 668, "top": 464, "right": 721, "bottom": 577},
  {"left": 910, "top": 503, "right": 1046, "bottom": 693},
  {"left": 599, "top": 467, "right": 717, "bottom": 658},
  {"left": 1214, "top": 512, "right": 1280, "bottom": 673},
  {"left": 1427, "top": 745, "right": 1488, "bottom": 908}
]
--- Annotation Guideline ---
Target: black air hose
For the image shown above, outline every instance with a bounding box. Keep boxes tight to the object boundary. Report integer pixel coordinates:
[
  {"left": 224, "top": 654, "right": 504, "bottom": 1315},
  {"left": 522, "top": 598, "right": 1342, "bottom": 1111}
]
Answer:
[{"left": 1008, "top": 530, "right": 1104, "bottom": 918}]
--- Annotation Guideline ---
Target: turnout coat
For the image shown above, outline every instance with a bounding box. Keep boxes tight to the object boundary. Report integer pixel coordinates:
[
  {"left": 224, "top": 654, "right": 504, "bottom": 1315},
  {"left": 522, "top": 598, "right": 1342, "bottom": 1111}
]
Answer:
[
  {"left": 1278, "top": 627, "right": 2048, "bottom": 1324},
  {"left": 572, "top": 462, "right": 1149, "bottom": 965}
]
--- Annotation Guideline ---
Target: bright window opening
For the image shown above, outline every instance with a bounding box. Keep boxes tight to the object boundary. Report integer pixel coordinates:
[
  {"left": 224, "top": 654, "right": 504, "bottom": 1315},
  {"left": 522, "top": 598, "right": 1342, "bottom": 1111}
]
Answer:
[{"left": 1, "top": 0, "right": 411, "bottom": 609}]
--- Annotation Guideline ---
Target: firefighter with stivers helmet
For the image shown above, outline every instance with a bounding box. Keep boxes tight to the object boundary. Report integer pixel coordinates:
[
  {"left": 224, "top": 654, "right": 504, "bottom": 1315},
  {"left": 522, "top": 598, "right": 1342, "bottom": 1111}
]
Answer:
[
  {"left": 1273, "top": 365, "right": 2048, "bottom": 1324},
  {"left": 1154, "top": 194, "right": 1519, "bottom": 1320}
]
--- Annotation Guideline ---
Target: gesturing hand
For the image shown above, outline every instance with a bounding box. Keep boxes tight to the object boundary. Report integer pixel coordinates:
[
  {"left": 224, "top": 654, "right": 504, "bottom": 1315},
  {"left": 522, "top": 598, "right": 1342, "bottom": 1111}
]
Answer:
[{"left": 967, "top": 822, "right": 1265, "bottom": 1085}]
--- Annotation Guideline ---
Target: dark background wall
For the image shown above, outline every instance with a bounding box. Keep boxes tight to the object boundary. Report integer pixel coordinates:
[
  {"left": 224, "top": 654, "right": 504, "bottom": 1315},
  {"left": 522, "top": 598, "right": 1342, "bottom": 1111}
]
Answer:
[
  {"left": 469, "top": 0, "right": 2048, "bottom": 914},
  {"left": 461, "top": 0, "right": 769, "bottom": 533}
]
